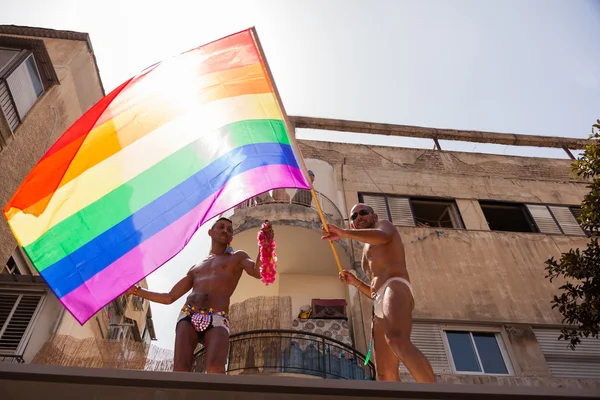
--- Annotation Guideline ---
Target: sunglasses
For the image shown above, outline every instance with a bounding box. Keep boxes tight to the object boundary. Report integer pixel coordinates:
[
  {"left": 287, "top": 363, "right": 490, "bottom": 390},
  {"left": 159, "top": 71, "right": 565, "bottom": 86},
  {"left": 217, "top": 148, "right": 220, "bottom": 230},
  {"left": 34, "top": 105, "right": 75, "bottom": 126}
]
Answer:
[{"left": 351, "top": 209, "right": 372, "bottom": 221}]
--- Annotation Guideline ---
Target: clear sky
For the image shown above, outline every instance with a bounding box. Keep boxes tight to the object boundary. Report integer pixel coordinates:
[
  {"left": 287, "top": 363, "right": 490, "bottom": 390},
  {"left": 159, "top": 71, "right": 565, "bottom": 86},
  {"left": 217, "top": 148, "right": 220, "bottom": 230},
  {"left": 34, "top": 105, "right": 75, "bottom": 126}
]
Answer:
[{"left": 2, "top": 0, "right": 599, "bottom": 349}]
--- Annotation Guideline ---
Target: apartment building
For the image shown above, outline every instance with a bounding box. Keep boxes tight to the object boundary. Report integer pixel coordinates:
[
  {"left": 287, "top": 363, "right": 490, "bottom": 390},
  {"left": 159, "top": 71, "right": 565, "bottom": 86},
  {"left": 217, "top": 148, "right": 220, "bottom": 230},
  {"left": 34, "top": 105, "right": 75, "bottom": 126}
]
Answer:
[{"left": 190, "top": 116, "right": 600, "bottom": 390}]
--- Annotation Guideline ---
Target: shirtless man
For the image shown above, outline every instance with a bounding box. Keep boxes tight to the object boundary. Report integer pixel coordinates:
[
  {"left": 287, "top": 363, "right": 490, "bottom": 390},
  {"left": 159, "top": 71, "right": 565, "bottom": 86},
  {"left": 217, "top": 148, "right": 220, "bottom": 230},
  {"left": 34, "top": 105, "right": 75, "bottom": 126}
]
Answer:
[
  {"left": 126, "top": 217, "right": 272, "bottom": 373},
  {"left": 322, "top": 203, "right": 436, "bottom": 383}
]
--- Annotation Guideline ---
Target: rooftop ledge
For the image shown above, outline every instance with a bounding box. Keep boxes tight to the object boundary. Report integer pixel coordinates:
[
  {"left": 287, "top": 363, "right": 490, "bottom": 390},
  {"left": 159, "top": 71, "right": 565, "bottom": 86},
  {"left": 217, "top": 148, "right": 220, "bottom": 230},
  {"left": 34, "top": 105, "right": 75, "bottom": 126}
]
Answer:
[
  {"left": 1, "top": 363, "right": 598, "bottom": 399},
  {"left": 290, "top": 116, "right": 591, "bottom": 150}
]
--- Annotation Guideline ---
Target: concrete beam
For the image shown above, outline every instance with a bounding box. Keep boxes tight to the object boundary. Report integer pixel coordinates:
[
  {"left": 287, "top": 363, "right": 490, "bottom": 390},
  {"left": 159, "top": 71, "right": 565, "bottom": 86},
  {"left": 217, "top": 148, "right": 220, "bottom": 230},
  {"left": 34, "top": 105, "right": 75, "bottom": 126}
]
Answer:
[
  {"left": 290, "top": 116, "right": 591, "bottom": 150},
  {"left": 1, "top": 363, "right": 598, "bottom": 400}
]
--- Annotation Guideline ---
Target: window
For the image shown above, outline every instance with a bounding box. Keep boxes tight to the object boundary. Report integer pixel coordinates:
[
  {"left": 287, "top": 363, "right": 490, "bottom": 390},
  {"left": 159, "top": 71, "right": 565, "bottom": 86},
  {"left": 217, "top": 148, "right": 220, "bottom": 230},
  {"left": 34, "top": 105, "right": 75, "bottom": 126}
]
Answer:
[
  {"left": 569, "top": 206, "right": 590, "bottom": 235},
  {"left": 480, "top": 201, "right": 537, "bottom": 233},
  {"left": 534, "top": 329, "right": 600, "bottom": 379},
  {"left": 2, "top": 257, "right": 20, "bottom": 275},
  {"left": 2, "top": 248, "right": 31, "bottom": 275},
  {"left": 570, "top": 206, "right": 583, "bottom": 221},
  {"left": 0, "top": 291, "right": 44, "bottom": 355},
  {"left": 547, "top": 205, "right": 586, "bottom": 236},
  {"left": 411, "top": 198, "right": 463, "bottom": 228},
  {"left": 0, "top": 47, "right": 44, "bottom": 132},
  {"left": 359, "top": 193, "right": 464, "bottom": 229},
  {"left": 444, "top": 330, "right": 511, "bottom": 375},
  {"left": 480, "top": 201, "right": 586, "bottom": 236}
]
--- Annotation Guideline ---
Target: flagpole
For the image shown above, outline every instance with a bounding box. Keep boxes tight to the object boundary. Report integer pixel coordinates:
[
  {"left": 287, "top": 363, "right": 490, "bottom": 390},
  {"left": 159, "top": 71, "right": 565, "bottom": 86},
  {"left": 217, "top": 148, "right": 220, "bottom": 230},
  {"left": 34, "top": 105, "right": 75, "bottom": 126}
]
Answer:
[{"left": 250, "top": 27, "right": 344, "bottom": 274}]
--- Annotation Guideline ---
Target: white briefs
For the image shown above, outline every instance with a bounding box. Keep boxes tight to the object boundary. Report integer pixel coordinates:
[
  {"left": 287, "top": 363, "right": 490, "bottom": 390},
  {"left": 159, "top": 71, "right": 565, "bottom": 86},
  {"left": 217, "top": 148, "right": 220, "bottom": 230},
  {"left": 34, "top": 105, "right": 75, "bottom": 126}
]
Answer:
[{"left": 372, "top": 277, "right": 415, "bottom": 319}]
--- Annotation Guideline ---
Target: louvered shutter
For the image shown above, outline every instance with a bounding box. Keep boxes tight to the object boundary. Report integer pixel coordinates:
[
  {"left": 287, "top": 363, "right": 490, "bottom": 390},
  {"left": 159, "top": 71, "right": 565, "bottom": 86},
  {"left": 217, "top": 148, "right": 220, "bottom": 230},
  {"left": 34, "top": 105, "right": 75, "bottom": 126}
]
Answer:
[
  {"left": 387, "top": 196, "right": 415, "bottom": 227},
  {"left": 0, "top": 292, "right": 44, "bottom": 355},
  {"left": 361, "top": 194, "right": 390, "bottom": 221},
  {"left": 533, "top": 329, "right": 600, "bottom": 379},
  {"left": 399, "top": 323, "right": 450, "bottom": 374},
  {"left": 6, "top": 55, "right": 43, "bottom": 121},
  {"left": 0, "top": 80, "right": 19, "bottom": 131},
  {"left": 548, "top": 206, "right": 585, "bottom": 236},
  {"left": 526, "top": 204, "right": 562, "bottom": 234}
]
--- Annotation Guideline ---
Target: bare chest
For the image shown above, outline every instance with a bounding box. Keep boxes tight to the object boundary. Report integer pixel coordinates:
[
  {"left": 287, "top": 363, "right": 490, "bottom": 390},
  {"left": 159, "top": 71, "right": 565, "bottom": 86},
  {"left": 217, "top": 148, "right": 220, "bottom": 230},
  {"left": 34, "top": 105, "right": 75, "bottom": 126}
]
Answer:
[
  {"left": 363, "top": 243, "right": 381, "bottom": 261},
  {"left": 192, "top": 255, "right": 240, "bottom": 278}
]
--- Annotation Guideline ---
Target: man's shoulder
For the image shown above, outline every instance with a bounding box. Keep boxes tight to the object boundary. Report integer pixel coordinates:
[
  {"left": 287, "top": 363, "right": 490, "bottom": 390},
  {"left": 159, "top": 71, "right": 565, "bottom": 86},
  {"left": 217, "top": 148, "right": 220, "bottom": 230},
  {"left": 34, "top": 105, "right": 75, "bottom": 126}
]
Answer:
[
  {"left": 375, "top": 220, "right": 401, "bottom": 241},
  {"left": 232, "top": 250, "right": 250, "bottom": 258},
  {"left": 376, "top": 220, "right": 395, "bottom": 229}
]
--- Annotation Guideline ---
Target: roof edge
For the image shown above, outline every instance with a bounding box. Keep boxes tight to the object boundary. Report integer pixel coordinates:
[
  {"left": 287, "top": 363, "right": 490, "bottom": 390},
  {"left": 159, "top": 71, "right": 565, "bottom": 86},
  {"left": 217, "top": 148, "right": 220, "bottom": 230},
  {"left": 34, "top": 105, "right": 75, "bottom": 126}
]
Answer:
[
  {"left": 0, "top": 25, "right": 105, "bottom": 95},
  {"left": 290, "top": 116, "right": 591, "bottom": 150}
]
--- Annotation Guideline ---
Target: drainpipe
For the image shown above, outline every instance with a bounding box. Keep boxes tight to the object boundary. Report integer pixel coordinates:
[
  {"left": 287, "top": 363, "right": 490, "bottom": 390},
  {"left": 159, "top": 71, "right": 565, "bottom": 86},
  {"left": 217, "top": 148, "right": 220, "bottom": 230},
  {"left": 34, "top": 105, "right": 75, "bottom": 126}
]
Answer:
[{"left": 341, "top": 158, "right": 368, "bottom": 352}]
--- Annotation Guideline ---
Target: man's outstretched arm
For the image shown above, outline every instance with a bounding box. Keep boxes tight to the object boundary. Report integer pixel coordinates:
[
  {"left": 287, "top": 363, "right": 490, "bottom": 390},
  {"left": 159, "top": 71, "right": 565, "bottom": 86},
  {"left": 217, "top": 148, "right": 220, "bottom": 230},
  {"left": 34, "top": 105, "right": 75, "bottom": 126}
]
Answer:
[
  {"left": 127, "top": 272, "right": 193, "bottom": 304},
  {"left": 323, "top": 220, "right": 396, "bottom": 246},
  {"left": 239, "top": 250, "right": 262, "bottom": 279}
]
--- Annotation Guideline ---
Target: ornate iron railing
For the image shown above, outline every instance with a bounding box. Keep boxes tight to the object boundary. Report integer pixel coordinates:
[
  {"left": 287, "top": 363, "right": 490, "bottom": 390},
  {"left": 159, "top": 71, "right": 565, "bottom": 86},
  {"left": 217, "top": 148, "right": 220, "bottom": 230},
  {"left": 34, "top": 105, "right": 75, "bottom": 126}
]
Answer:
[
  {"left": 192, "top": 329, "right": 375, "bottom": 380},
  {"left": 235, "top": 190, "right": 345, "bottom": 226}
]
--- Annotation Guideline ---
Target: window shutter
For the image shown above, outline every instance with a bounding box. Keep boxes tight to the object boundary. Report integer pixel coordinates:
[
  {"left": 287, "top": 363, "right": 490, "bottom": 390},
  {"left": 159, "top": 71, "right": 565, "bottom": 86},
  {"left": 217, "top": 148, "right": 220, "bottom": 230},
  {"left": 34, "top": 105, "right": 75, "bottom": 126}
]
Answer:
[
  {"left": 387, "top": 196, "right": 415, "bottom": 227},
  {"left": 0, "top": 292, "right": 43, "bottom": 354},
  {"left": 533, "top": 329, "right": 600, "bottom": 379},
  {"left": 0, "top": 80, "right": 19, "bottom": 130},
  {"left": 361, "top": 194, "right": 390, "bottom": 221},
  {"left": 399, "top": 323, "right": 450, "bottom": 374},
  {"left": 6, "top": 55, "right": 43, "bottom": 121},
  {"left": 548, "top": 206, "right": 585, "bottom": 236},
  {"left": 526, "top": 204, "right": 562, "bottom": 234},
  {"left": 571, "top": 207, "right": 583, "bottom": 221}
]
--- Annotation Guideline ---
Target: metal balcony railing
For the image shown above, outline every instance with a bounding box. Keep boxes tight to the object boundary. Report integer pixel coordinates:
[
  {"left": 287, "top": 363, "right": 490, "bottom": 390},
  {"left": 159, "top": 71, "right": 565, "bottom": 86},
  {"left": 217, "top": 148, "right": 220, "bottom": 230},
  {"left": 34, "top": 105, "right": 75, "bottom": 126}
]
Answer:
[
  {"left": 0, "top": 354, "right": 24, "bottom": 363},
  {"left": 192, "top": 329, "right": 375, "bottom": 380},
  {"left": 235, "top": 190, "right": 345, "bottom": 226}
]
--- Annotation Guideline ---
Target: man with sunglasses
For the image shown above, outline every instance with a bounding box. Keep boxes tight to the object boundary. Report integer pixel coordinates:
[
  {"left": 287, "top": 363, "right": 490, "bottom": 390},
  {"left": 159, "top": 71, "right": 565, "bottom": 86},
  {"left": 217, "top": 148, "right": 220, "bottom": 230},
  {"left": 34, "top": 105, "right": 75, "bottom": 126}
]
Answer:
[{"left": 322, "top": 203, "right": 436, "bottom": 383}]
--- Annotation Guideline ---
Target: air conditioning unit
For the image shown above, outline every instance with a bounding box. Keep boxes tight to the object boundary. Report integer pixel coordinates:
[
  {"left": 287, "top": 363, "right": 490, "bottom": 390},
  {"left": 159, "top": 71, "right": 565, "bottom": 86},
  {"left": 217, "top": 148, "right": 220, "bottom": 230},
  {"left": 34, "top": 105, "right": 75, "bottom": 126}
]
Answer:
[{"left": 310, "top": 299, "right": 347, "bottom": 319}]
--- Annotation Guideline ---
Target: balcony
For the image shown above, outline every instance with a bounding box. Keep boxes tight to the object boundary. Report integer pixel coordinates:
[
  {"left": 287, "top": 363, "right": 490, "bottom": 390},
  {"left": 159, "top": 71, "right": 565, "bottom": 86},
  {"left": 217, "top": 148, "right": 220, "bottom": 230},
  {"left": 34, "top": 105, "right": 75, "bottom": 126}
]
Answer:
[
  {"left": 230, "top": 190, "right": 353, "bottom": 276},
  {"left": 235, "top": 189, "right": 345, "bottom": 226},
  {"left": 192, "top": 329, "right": 375, "bottom": 380}
]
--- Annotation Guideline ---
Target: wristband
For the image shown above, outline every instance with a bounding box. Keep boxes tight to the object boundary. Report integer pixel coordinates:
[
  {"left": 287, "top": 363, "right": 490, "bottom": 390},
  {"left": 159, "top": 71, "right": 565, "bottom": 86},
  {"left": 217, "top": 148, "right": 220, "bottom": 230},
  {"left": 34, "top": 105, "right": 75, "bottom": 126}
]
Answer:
[{"left": 133, "top": 286, "right": 139, "bottom": 296}]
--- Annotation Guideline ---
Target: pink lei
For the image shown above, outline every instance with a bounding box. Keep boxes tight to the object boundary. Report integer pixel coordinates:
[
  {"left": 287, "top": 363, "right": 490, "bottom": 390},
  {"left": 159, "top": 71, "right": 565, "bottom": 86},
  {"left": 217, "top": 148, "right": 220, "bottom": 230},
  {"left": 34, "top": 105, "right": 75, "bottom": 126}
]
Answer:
[{"left": 257, "top": 222, "right": 277, "bottom": 285}]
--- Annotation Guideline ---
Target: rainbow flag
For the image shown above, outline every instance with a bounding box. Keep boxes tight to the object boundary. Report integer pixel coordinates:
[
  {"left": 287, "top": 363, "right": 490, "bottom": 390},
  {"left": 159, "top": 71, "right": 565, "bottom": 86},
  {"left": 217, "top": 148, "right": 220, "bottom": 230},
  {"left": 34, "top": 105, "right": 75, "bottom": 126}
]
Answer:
[{"left": 3, "top": 29, "right": 310, "bottom": 324}]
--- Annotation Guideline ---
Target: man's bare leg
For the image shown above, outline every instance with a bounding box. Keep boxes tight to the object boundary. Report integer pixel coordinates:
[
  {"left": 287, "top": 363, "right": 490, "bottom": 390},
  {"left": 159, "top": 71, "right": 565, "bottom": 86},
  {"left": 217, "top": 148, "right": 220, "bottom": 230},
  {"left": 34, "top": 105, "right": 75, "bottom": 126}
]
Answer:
[
  {"left": 203, "top": 327, "right": 229, "bottom": 374},
  {"left": 174, "top": 321, "right": 198, "bottom": 372},
  {"left": 373, "top": 317, "right": 400, "bottom": 381},
  {"left": 383, "top": 281, "right": 436, "bottom": 383}
]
